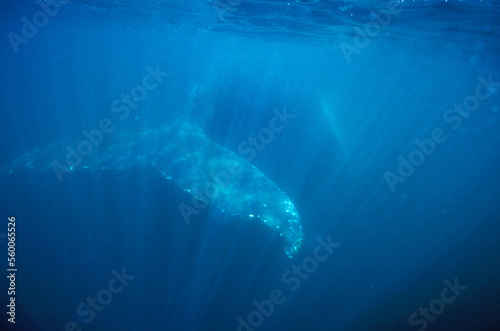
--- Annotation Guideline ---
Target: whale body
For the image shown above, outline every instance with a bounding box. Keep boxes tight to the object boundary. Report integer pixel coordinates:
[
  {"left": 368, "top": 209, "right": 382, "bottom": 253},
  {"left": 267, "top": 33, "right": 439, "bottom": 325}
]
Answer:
[{"left": 1, "top": 121, "right": 303, "bottom": 257}]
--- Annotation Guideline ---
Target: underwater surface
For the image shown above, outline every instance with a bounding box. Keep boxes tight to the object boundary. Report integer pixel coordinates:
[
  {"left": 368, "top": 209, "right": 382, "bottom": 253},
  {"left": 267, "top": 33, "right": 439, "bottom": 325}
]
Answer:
[{"left": 0, "top": 0, "right": 499, "bottom": 330}]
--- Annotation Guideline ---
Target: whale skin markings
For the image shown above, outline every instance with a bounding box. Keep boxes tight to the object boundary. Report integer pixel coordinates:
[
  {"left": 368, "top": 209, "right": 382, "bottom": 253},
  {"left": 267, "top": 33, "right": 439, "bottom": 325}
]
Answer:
[{"left": 0, "top": 123, "right": 303, "bottom": 257}]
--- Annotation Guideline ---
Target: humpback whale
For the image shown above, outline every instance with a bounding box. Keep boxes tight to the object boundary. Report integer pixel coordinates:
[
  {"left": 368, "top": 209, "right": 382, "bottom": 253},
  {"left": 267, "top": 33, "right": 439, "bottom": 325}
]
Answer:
[{"left": 0, "top": 121, "right": 303, "bottom": 257}]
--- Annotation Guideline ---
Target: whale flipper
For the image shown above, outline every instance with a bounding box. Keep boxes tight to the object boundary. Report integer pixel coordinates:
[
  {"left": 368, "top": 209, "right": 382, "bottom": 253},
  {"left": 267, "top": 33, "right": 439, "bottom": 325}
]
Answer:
[{"left": 1, "top": 122, "right": 303, "bottom": 257}]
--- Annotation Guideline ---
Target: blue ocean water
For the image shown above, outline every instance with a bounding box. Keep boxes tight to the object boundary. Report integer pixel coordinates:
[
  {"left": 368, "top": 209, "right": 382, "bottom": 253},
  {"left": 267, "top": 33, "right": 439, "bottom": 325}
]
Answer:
[{"left": 0, "top": 0, "right": 499, "bottom": 330}]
